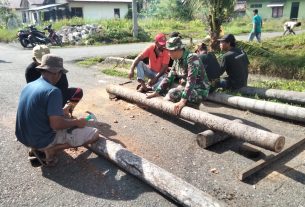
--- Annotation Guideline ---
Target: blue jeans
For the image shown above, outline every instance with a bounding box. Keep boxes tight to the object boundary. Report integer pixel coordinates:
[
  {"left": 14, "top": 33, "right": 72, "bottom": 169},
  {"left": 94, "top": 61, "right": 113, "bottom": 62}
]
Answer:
[
  {"left": 136, "top": 61, "right": 165, "bottom": 90},
  {"left": 248, "top": 32, "right": 261, "bottom": 42}
]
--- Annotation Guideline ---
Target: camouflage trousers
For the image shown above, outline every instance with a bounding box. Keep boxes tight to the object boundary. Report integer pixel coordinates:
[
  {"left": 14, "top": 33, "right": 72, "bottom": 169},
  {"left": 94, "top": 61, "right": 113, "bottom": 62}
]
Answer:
[{"left": 164, "top": 85, "right": 208, "bottom": 104}]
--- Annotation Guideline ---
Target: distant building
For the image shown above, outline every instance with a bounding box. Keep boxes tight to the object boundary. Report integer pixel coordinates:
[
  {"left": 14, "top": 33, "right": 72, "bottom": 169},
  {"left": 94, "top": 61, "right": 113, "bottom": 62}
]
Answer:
[
  {"left": 68, "top": 0, "right": 131, "bottom": 20},
  {"left": 8, "top": 0, "right": 131, "bottom": 24},
  {"left": 235, "top": 0, "right": 247, "bottom": 17},
  {"left": 246, "top": 0, "right": 305, "bottom": 20}
]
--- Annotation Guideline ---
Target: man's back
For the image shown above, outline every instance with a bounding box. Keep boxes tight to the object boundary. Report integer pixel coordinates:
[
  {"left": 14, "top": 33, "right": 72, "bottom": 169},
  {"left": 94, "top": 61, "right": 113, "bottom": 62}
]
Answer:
[
  {"left": 220, "top": 48, "right": 249, "bottom": 89},
  {"left": 198, "top": 52, "right": 221, "bottom": 81},
  {"left": 253, "top": 15, "right": 262, "bottom": 33},
  {"left": 15, "top": 77, "right": 63, "bottom": 149}
]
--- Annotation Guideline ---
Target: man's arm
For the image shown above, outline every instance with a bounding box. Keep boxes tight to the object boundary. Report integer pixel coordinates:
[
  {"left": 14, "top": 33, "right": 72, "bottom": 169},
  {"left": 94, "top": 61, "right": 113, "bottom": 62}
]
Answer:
[
  {"left": 148, "top": 63, "right": 168, "bottom": 86},
  {"left": 128, "top": 54, "right": 143, "bottom": 79},
  {"left": 156, "top": 64, "right": 168, "bottom": 78},
  {"left": 49, "top": 116, "right": 86, "bottom": 130}
]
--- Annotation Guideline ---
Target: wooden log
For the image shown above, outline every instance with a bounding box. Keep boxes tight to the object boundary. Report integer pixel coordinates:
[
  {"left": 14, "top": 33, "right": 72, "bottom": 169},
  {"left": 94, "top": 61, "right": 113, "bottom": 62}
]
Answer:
[
  {"left": 197, "top": 119, "right": 243, "bottom": 148},
  {"left": 238, "top": 86, "right": 305, "bottom": 105},
  {"left": 207, "top": 93, "right": 305, "bottom": 123},
  {"left": 239, "top": 137, "right": 305, "bottom": 181},
  {"left": 88, "top": 136, "right": 225, "bottom": 207},
  {"left": 104, "top": 56, "right": 133, "bottom": 64},
  {"left": 106, "top": 85, "right": 285, "bottom": 152}
]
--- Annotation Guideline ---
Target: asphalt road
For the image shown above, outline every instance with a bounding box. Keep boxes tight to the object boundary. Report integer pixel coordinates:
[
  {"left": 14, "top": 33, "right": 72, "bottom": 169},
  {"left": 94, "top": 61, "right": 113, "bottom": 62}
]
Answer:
[{"left": 1, "top": 31, "right": 305, "bottom": 207}]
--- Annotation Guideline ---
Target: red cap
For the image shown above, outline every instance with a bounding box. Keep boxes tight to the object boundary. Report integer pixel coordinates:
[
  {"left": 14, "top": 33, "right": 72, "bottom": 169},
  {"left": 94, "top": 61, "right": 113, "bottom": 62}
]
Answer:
[{"left": 155, "top": 33, "right": 166, "bottom": 46}]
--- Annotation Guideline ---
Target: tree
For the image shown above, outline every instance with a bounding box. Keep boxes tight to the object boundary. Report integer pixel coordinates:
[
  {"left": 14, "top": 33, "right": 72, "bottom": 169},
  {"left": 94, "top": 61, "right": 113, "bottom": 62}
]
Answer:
[
  {"left": 185, "top": 0, "right": 236, "bottom": 51},
  {"left": 0, "top": 0, "right": 19, "bottom": 29},
  {"left": 139, "top": 0, "right": 193, "bottom": 21}
]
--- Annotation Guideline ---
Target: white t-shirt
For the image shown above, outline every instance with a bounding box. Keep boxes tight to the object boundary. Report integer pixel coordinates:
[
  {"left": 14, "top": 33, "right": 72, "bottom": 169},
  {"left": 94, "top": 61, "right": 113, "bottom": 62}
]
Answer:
[{"left": 284, "top": 21, "right": 299, "bottom": 29}]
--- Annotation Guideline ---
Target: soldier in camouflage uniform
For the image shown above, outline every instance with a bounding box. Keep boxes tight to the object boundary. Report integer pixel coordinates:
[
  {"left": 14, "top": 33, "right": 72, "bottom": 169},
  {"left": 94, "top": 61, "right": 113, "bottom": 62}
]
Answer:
[{"left": 147, "top": 37, "right": 210, "bottom": 115}]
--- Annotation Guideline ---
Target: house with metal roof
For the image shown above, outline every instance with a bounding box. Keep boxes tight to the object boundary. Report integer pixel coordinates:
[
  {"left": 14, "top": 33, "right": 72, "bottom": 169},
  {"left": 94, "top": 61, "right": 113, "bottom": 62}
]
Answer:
[
  {"left": 246, "top": 0, "right": 305, "bottom": 20},
  {"left": 8, "top": 0, "right": 131, "bottom": 24}
]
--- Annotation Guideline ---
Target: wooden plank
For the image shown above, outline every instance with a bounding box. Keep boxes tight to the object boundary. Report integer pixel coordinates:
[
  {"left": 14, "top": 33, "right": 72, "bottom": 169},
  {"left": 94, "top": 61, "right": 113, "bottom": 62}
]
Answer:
[{"left": 239, "top": 137, "right": 305, "bottom": 181}]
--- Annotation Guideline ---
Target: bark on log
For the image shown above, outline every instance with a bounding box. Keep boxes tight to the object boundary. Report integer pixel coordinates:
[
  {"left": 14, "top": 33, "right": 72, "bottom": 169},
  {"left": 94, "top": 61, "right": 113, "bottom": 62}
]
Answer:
[
  {"left": 207, "top": 93, "right": 305, "bottom": 123},
  {"left": 197, "top": 119, "right": 243, "bottom": 148},
  {"left": 106, "top": 85, "right": 285, "bottom": 152},
  {"left": 88, "top": 136, "right": 225, "bottom": 207},
  {"left": 238, "top": 86, "right": 305, "bottom": 105},
  {"left": 104, "top": 57, "right": 133, "bottom": 64}
]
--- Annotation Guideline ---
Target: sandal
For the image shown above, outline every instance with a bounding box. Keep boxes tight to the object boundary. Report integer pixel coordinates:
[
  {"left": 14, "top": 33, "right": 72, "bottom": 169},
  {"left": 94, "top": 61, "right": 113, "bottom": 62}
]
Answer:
[
  {"left": 28, "top": 149, "right": 46, "bottom": 167},
  {"left": 137, "top": 86, "right": 149, "bottom": 93}
]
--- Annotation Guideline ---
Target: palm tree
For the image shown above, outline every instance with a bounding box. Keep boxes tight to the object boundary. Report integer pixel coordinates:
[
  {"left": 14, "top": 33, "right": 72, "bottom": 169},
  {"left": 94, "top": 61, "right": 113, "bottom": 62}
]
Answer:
[{"left": 184, "top": 0, "right": 236, "bottom": 51}]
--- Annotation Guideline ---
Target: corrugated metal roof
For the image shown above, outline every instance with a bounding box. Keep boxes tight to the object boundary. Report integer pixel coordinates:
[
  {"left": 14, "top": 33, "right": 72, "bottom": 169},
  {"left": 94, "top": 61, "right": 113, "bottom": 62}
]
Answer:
[
  {"left": 68, "top": 0, "right": 132, "bottom": 2},
  {"left": 27, "top": 3, "right": 67, "bottom": 10},
  {"left": 8, "top": 0, "right": 22, "bottom": 8},
  {"left": 28, "top": 0, "right": 45, "bottom": 5}
]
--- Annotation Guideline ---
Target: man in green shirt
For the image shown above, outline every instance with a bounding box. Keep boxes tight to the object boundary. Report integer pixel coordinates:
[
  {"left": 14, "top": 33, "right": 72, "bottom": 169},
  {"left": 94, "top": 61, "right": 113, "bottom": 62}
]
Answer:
[{"left": 248, "top": 9, "right": 262, "bottom": 42}]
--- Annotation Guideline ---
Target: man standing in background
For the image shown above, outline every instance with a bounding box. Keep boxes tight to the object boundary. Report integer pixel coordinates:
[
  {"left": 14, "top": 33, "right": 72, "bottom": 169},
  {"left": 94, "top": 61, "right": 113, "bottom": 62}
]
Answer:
[{"left": 248, "top": 9, "right": 262, "bottom": 42}]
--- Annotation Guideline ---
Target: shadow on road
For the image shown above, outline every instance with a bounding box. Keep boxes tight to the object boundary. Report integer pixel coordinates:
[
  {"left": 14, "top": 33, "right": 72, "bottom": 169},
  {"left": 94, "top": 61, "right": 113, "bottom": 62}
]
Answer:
[
  {"left": 244, "top": 140, "right": 305, "bottom": 185},
  {"left": 41, "top": 150, "right": 151, "bottom": 201},
  {"left": 0, "top": 60, "right": 12, "bottom": 63},
  {"left": 40, "top": 120, "right": 152, "bottom": 201}
]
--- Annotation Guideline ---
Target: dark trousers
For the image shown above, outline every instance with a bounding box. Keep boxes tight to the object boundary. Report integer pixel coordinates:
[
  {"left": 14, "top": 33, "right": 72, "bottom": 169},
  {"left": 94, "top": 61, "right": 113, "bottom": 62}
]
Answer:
[{"left": 62, "top": 87, "right": 83, "bottom": 107}]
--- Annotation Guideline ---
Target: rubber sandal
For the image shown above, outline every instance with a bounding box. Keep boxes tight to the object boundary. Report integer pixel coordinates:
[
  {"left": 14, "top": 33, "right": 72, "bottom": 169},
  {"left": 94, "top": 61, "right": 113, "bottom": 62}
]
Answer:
[
  {"left": 136, "top": 84, "right": 141, "bottom": 90},
  {"left": 29, "top": 158, "right": 43, "bottom": 167},
  {"left": 29, "top": 149, "right": 46, "bottom": 167},
  {"left": 29, "top": 149, "right": 46, "bottom": 159},
  {"left": 137, "top": 86, "right": 149, "bottom": 93}
]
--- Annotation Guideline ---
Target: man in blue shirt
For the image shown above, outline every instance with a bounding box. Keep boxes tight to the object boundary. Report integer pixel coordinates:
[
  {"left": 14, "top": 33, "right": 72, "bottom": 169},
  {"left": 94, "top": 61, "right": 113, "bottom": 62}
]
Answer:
[
  {"left": 248, "top": 9, "right": 262, "bottom": 42},
  {"left": 16, "top": 54, "right": 99, "bottom": 166}
]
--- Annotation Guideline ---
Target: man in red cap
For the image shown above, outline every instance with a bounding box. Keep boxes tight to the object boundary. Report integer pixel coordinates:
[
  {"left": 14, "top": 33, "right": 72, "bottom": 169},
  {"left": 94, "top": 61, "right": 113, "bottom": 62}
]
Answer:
[{"left": 128, "top": 33, "right": 170, "bottom": 92}]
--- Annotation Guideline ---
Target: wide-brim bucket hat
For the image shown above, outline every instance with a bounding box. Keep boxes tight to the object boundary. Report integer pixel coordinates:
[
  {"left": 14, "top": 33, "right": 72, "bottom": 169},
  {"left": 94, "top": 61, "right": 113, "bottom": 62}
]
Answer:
[{"left": 36, "top": 54, "right": 68, "bottom": 74}]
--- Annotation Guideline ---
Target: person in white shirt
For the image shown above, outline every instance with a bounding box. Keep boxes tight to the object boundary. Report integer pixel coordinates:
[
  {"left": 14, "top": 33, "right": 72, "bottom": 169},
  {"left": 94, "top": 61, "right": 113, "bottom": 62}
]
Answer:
[{"left": 283, "top": 21, "right": 301, "bottom": 35}]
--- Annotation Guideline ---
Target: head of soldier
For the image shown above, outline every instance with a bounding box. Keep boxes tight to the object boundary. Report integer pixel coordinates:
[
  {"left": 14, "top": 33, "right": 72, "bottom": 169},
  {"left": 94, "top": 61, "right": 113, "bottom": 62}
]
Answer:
[
  {"left": 32, "top": 45, "right": 50, "bottom": 64},
  {"left": 166, "top": 37, "right": 185, "bottom": 60}
]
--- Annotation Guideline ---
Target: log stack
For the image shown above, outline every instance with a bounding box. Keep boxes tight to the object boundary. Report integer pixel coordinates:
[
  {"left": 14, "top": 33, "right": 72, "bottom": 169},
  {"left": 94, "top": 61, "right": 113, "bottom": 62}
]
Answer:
[{"left": 106, "top": 85, "right": 285, "bottom": 152}]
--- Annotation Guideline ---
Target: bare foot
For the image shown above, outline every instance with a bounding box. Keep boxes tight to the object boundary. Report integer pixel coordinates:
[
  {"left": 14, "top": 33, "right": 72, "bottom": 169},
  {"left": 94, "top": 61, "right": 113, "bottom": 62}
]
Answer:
[{"left": 146, "top": 92, "right": 160, "bottom": 99}]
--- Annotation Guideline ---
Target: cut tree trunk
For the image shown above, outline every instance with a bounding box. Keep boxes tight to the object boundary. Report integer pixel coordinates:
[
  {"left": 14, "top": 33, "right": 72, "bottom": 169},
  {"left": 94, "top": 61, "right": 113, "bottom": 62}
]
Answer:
[
  {"left": 238, "top": 86, "right": 305, "bottom": 105},
  {"left": 197, "top": 119, "right": 243, "bottom": 148},
  {"left": 106, "top": 85, "right": 285, "bottom": 152},
  {"left": 207, "top": 93, "right": 305, "bottom": 123},
  {"left": 88, "top": 136, "right": 225, "bottom": 207}
]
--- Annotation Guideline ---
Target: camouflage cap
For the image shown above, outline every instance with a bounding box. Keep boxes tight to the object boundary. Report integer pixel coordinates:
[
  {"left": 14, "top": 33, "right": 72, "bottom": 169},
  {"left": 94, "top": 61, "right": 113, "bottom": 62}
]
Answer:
[{"left": 166, "top": 37, "right": 184, "bottom": 51}]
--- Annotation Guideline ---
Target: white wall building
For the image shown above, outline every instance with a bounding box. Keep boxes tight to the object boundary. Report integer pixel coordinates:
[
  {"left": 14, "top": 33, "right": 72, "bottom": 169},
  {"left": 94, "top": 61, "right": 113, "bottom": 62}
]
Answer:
[
  {"left": 68, "top": 0, "right": 131, "bottom": 20},
  {"left": 8, "top": 0, "right": 132, "bottom": 24}
]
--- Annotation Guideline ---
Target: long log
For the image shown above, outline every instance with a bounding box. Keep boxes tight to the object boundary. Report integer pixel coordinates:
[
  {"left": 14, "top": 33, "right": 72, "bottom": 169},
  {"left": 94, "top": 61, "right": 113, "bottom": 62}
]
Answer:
[
  {"left": 238, "top": 86, "right": 305, "bottom": 105},
  {"left": 88, "top": 136, "right": 225, "bottom": 207},
  {"left": 207, "top": 93, "right": 305, "bottom": 123},
  {"left": 106, "top": 85, "right": 285, "bottom": 152}
]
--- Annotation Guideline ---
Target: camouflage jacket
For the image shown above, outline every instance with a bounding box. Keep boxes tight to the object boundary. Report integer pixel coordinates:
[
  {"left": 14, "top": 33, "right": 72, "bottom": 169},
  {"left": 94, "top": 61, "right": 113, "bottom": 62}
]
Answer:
[{"left": 158, "top": 50, "right": 210, "bottom": 100}]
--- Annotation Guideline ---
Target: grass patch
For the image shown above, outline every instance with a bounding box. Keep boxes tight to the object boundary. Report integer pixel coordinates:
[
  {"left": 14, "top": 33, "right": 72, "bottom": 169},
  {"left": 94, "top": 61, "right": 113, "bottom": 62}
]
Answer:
[
  {"left": 249, "top": 80, "right": 305, "bottom": 92},
  {"left": 223, "top": 17, "right": 289, "bottom": 34},
  {"left": 0, "top": 28, "right": 18, "bottom": 43},
  {"left": 102, "top": 68, "right": 129, "bottom": 77},
  {"left": 77, "top": 57, "right": 104, "bottom": 67},
  {"left": 234, "top": 32, "right": 305, "bottom": 80}
]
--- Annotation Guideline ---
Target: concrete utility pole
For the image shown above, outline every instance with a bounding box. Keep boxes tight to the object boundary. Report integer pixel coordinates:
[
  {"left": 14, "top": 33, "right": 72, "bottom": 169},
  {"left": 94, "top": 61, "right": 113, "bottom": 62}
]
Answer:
[{"left": 132, "top": 0, "right": 138, "bottom": 38}]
